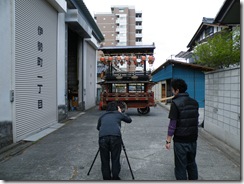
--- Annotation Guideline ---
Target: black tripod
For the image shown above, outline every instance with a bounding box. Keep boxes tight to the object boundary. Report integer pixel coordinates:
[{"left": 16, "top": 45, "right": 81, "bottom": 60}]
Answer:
[{"left": 87, "top": 140, "right": 135, "bottom": 180}]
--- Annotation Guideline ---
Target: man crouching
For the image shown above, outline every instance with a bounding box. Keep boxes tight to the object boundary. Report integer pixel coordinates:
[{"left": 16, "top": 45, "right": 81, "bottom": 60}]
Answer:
[{"left": 97, "top": 101, "right": 132, "bottom": 180}]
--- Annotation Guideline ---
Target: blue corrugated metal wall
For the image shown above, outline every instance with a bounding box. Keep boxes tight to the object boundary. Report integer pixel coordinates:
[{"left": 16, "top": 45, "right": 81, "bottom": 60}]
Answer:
[
  {"left": 194, "top": 72, "right": 205, "bottom": 108},
  {"left": 152, "top": 64, "right": 205, "bottom": 107},
  {"left": 172, "top": 67, "right": 205, "bottom": 107},
  {"left": 152, "top": 65, "right": 173, "bottom": 82}
]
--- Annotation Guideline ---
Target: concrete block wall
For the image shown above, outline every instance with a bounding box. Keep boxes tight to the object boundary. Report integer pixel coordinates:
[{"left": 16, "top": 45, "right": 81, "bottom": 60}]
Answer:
[{"left": 204, "top": 67, "right": 240, "bottom": 151}]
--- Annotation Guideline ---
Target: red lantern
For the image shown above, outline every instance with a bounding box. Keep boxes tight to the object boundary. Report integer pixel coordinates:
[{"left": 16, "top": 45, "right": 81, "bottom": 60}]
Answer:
[
  {"left": 107, "top": 56, "right": 113, "bottom": 62},
  {"left": 100, "top": 57, "right": 107, "bottom": 64},
  {"left": 141, "top": 56, "right": 146, "bottom": 61},
  {"left": 100, "top": 57, "right": 105, "bottom": 62},
  {"left": 148, "top": 55, "right": 155, "bottom": 64},
  {"left": 148, "top": 55, "right": 154, "bottom": 61},
  {"left": 125, "top": 56, "right": 130, "bottom": 61},
  {"left": 117, "top": 56, "right": 121, "bottom": 61}
]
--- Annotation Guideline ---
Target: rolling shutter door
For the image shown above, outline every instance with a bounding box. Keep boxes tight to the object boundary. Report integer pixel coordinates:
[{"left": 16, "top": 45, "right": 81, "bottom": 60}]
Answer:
[{"left": 15, "top": 0, "right": 58, "bottom": 141}]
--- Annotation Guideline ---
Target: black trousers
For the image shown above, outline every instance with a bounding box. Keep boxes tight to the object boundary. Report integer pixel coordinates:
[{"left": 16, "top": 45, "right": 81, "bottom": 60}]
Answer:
[
  {"left": 174, "top": 142, "right": 198, "bottom": 180},
  {"left": 99, "top": 135, "right": 122, "bottom": 180}
]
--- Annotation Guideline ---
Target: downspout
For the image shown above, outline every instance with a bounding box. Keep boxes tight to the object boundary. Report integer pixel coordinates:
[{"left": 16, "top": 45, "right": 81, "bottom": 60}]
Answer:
[
  {"left": 65, "top": 24, "right": 68, "bottom": 117},
  {"left": 81, "top": 38, "right": 85, "bottom": 110}
]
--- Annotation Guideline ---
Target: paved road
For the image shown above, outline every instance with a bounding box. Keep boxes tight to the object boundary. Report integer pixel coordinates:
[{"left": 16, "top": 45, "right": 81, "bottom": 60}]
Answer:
[{"left": 0, "top": 105, "right": 241, "bottom": 181}]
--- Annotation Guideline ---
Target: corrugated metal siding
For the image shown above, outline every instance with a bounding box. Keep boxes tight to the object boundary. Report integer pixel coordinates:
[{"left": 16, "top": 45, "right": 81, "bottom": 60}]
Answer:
[
  {"left": 173, "top": 66, "right": 205, "bottom": 108},
  {"left": 194, "top": 72, "right": 205, "bottom": 108},
  {"left": 152, "top": 65, "right": 173, "bottom": 82},
  {"left": 15, "top": 0, "right": 58, "bottom": 141}
]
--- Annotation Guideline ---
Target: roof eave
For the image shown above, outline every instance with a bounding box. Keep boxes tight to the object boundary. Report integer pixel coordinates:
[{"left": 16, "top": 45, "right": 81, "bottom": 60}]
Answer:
[
  {"left": 68, "top": 0, "right": 104, "bottom": 42},
  {"left": 152, "top": 59, "right": 214, "bottom": 75},
  {"left": 213, "top": 0, "right": 240, "bottom": 25}
]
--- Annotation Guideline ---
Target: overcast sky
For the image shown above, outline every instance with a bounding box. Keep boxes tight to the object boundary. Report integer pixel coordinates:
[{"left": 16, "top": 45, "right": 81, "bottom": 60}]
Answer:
[{"left": 83, "top": 0, "right": 240, "bottom": 69}]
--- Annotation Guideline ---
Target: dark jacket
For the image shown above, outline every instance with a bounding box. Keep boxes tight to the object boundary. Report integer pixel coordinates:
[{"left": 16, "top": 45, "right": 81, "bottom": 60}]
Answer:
[
  {"left": 172, "top": 93, "right": 199, "bottom": 142},
  {"left": 97, "top": 111, "right": 132, "bottom": 138}
]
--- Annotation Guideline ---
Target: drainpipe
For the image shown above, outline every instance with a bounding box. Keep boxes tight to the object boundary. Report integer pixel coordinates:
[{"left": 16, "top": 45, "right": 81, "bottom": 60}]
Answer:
[
  {"left": 65, "top": 24, "right": 68, "bottom": 117},
  {"left": 81, "top": 39, "right": 85, "bottom": 111}
]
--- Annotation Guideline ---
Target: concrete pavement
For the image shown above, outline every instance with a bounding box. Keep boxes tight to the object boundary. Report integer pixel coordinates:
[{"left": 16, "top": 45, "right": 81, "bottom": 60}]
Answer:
[{"left": 0, "top": 104, "right": 241, "bottom": 181}]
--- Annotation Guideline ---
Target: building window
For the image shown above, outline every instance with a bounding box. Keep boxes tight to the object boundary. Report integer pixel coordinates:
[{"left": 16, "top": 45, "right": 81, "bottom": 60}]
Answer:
[
  {"left": 112, "top": 84, "right": 126, "bottom": 93},
  {"left": 129, "top": 83, "right": 144, "bottom": 92},
  {"left": 205, "top": 27, "right": 214, "bottom": 37},
  {"left": 136, "top": 38, "right": 142, "bottom": 42},
  {"left": 136, "top": 13, "right": 142, "bottom": 18},
  {"left": 119, "top": 8, "right": 124, "bottom": 13}
]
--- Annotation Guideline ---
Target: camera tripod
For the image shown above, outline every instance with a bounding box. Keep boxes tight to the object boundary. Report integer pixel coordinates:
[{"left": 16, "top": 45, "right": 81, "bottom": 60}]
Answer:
[{"left": 87, "top": 140, "right": 135, "bottom": 180}]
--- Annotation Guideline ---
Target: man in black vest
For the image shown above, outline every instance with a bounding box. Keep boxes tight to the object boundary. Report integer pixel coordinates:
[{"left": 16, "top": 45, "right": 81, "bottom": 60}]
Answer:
[
  {"left": 165, "top": 78, "right": 199, "bottom": 180},
  {"left": 97, "top": 101, "right": 132, "bottom": 180}
]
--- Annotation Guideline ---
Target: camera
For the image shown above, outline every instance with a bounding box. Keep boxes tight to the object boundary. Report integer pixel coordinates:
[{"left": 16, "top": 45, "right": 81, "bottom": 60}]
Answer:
[{"left": 117, "top": 101, "right": 127, "bottom": 113}]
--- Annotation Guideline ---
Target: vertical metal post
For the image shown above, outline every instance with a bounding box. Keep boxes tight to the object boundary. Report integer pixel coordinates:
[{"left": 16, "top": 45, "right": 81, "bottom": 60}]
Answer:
[{"left": 87, "top": 149, "right": 100, "bottom": 176}]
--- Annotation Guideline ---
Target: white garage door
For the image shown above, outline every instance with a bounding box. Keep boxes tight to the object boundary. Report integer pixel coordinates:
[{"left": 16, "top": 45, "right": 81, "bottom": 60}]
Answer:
[{"left": 15, "top": 0, "right": 58, "bottom": 141}]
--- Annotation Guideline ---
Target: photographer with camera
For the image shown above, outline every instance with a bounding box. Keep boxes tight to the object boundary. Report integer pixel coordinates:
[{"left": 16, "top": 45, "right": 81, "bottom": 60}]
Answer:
[{"left": 97, "top": 101, "right": 132, "bottom": 180}]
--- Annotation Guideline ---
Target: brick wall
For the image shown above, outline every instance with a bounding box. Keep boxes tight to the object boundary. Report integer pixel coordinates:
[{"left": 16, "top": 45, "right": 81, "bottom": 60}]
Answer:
[{"left": 205, "top": 67, "right": 240, "bottom": 151}]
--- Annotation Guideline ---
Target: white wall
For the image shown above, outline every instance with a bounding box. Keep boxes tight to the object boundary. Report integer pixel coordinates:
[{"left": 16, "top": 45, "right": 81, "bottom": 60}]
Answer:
[
  {"left": 204, "top": 67, "right": 240, "bottom": 151},
  {"left": 153, "top": 82, "right": 162, "bottom": 102},
  {"left": 0, "top": 0, "right": 13, "bottom": 122},
  {"left": 57, "top": 13, "right": 66, "bottom": 106},
  {"left": 57, "top": 13, "right": 67, "bottom": 120}
]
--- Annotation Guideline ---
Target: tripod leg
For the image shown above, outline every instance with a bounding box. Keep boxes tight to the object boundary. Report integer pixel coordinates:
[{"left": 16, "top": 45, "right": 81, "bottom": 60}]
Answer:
[
  {"left": 121, "top": 141, "right": 135, "bottom": 180},
  {"left": 87, "top": 149, "right": 100, "bottom": 176}
]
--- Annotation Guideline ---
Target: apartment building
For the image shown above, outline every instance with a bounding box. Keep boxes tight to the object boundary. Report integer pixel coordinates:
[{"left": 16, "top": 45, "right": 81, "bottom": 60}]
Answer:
[{"left": 94, "top": 6, "right": 143, "bottom": 46}]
